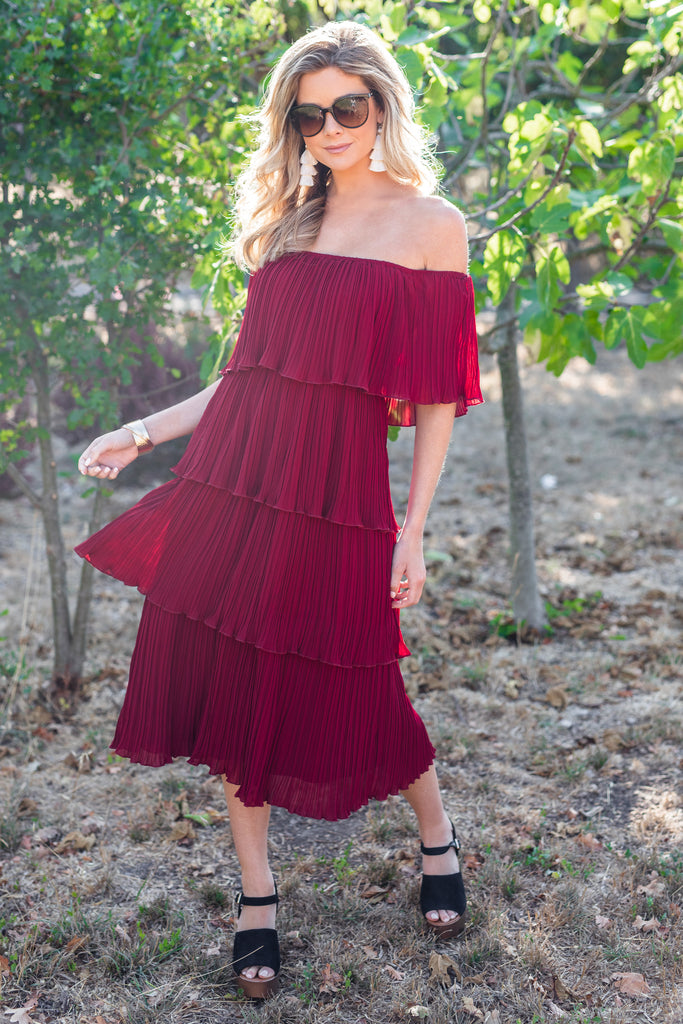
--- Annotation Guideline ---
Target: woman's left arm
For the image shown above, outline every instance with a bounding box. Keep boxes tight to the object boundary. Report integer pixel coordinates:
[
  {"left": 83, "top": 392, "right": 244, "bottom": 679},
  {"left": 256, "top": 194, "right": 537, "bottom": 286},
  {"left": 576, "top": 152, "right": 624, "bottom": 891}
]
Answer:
[{"left": 390, "top": 402, "right": 456, "bottom": 609}]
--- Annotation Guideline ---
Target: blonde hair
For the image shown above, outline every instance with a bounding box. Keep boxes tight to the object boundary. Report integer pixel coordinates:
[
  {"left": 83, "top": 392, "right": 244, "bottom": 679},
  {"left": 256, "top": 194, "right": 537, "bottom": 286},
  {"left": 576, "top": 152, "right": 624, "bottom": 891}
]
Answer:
[{"left": 230, "top": 21, "right": 439, "bottom": 271}]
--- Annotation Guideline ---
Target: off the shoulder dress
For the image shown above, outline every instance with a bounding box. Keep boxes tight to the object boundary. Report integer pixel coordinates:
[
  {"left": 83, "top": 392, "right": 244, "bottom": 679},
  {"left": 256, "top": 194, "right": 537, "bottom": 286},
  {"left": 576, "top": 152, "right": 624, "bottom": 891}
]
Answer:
[{"left": 75, "top": 251, "right": 482, "bottom": 821}]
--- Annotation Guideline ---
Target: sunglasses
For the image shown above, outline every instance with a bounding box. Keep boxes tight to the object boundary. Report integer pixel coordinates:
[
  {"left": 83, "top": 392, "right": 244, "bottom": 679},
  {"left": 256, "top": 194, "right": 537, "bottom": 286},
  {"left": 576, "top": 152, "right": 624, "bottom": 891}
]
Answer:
[{"left": 289, "top": 91, "right": 376, "bottom": 137}]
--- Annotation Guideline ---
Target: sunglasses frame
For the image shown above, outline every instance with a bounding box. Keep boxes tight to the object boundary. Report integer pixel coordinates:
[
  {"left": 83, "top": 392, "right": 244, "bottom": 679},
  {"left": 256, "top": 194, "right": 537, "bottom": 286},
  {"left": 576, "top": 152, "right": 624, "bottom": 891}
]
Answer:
[{"left": 289, "top": 91, "right": 376, "bottom": 137}]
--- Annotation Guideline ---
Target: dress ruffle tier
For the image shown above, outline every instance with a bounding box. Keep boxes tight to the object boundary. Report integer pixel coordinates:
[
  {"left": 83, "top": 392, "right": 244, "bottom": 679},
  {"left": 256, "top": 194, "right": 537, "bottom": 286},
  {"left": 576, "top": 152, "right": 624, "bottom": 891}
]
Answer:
[{"left": 76, "top": 251, "right": 482, "bottom": 821}]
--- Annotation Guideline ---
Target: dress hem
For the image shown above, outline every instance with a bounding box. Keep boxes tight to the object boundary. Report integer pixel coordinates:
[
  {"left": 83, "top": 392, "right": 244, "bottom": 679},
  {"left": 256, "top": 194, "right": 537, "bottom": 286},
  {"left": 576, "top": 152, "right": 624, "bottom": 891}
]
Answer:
[{"left": 108, "top": 745, "right": 436, "bottom": 822}]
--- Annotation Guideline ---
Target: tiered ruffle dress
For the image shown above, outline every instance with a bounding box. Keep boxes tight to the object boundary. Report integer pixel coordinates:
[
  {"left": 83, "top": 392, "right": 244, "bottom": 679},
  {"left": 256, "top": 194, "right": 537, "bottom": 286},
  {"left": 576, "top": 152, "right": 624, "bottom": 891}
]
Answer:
[{"left": 76, "top": 251, "right": 482, "bottom": 821}]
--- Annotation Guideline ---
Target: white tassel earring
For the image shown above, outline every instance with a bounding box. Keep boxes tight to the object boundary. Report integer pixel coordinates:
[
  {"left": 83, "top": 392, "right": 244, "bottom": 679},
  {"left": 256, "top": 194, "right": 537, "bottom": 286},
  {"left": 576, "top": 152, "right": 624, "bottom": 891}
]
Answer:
[
  {"left": 369, "top": 124, "right": 386, "bottom": 172},
  {"left": 299, "top": 147, "right": 318, "bottom": 187}
]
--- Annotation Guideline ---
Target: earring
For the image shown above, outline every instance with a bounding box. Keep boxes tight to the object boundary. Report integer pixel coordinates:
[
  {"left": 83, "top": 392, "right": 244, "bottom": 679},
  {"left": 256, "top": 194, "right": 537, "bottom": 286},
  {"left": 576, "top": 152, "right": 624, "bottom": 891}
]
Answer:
[
  {"left": 369, "top": 125, "right": 386, "bottom": 172},
  {"left": 299, "top": 147, "right": 318, "bottom": 187}
]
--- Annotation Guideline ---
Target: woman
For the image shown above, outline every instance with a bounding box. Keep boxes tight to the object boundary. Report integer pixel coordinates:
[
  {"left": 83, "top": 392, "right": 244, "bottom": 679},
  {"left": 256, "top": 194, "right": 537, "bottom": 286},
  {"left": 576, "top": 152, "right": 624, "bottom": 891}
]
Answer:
[{"left": 77, "top": 21, "right": 482, "bottom": 999}]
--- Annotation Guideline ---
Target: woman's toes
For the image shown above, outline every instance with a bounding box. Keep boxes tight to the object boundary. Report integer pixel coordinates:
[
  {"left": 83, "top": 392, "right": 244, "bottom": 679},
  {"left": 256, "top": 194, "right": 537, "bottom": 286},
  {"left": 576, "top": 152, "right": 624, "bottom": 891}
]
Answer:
[
  {"left": 259, "top": 967, "right": 274, "bottom": 979},
  {"left": 427, "top": 910, "right": 440, "bottom": 922}
]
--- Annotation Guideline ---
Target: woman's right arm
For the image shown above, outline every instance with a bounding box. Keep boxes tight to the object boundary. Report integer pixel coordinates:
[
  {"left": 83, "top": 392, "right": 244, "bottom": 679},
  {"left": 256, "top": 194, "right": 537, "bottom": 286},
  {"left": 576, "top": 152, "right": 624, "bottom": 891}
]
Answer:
[{"left": 78, "top": 379, "right": 222, "bottom": 479}]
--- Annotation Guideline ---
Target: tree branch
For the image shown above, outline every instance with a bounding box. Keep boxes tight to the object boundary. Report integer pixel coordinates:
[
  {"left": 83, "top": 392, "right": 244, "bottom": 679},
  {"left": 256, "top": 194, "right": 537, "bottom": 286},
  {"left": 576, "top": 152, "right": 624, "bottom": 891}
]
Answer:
[
  {"left": 611, "top": 180, "right": 672, "bottom": 274},
  {"left": 469, "top": 129, "right": 577, "bottom": 245},
  {"left": 3, "top": 463, "right": 42, "bottom": 509}
]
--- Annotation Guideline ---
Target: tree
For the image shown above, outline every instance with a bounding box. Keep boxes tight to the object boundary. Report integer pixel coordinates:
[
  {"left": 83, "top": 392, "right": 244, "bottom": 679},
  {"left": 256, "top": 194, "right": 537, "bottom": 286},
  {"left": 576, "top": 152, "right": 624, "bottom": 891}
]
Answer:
[
  {"left": 3, "top": 0, "right": 681, "bottom": 695},
  {"left": 0, "top": 0, "right": 281, "bottom": 697},
  {"left": 202, "top": 0, "right": 682, "bottom": 628}
]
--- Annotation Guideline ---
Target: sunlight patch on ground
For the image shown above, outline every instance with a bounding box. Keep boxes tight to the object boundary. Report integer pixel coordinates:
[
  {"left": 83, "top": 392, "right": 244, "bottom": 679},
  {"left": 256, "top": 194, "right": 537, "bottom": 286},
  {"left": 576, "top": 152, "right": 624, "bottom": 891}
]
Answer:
[{"left": 630, "top": 787, "right": 683, "bottom": 842}]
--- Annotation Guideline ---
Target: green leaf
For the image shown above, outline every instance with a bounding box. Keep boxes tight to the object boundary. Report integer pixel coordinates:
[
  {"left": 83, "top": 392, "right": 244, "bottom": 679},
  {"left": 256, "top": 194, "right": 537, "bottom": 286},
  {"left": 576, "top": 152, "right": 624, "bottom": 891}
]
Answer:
[
  {"left": 658, "top": 217, "right": 683, "bottom": 253},
  {"left": 536, "top": 247, "right": 570, "bottom": 312},
  {"left": 473, "top": 0, "right": 491, "bottom": 24},
  {"left": 530, "top": 201, "right": 573, "bottom": 234},
  {"left": 576, "top": 120, "right": 603, "bottom": 158},
  {"left": 184, "top": 811, "right": 213, "bottom": 828},
  {"left": 483, "top": 231, "right": 527, "bottom": 305},
  {"left": 603, "top": 308, "right": 648, "bottom": 367},
  {"left": 628, "top": 137, "right": 676, "bottom": 193}
]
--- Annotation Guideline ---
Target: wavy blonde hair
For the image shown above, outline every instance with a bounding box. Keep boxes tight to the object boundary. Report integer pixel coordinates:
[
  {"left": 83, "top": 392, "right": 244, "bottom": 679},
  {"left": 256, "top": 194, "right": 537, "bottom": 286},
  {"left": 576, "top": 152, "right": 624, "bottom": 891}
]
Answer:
[{"left": 230, "top": 21, "right": 439, "bottom": 271}]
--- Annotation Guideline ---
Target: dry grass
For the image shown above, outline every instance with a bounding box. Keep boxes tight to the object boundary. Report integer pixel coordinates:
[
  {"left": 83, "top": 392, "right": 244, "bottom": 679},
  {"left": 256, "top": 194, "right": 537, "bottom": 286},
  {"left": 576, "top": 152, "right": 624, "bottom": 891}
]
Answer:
[
  {"left": 1, "top": 634, "right": 681, "bottom": 1024},
  {"left": 2, "top": 350, "right": 682, "bottom": 1023}
]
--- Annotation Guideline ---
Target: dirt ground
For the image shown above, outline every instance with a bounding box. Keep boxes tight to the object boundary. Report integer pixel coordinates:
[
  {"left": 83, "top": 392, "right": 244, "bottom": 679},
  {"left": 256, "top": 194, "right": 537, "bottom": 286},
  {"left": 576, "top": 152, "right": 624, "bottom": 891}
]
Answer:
[{"left": 0, "top": 347, "right": 681, "bottom": 1024}]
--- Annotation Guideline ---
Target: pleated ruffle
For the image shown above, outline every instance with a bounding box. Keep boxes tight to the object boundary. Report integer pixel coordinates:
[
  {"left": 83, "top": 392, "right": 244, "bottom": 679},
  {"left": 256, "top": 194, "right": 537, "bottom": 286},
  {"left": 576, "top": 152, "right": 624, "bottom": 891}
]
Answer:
[
  {"left": 224, "top": 250, "right": 483, "bottom": 426},
  {"left": 174, "top": 365, "right": 397, "bottom": 531},
  {"left": 76, "top": 251, "right": 483, "bottom": 819},
  {"left": 112, "top": 602, "right": 435, "bottom": 821},
  {"left": 76, "top": 478, "right": 408, "bottom": 667}
]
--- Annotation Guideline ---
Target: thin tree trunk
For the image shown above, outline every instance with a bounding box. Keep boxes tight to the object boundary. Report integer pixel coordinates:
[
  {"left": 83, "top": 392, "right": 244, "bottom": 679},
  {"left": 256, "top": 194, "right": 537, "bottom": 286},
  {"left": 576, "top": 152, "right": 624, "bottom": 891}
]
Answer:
[
  {"left": 71, "top": 483, "right": 106, "bottom": 680},
  {"left": 496, "top": 298, "right": 546, "bottom": 630},
  {"left": 28, "top": 348, "right": 76, "bottom": 692}
]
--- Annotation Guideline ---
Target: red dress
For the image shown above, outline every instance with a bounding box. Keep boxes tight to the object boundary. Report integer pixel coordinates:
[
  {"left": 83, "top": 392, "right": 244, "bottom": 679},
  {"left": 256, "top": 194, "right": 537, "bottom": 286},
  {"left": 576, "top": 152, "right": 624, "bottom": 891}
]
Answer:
[{"left": 76, "top": 251, "right": 482, "bottom": 821}]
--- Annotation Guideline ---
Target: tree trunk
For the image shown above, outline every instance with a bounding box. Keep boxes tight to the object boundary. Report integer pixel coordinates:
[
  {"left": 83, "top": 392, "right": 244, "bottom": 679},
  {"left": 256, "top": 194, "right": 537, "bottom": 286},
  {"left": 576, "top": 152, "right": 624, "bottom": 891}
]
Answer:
[
  {"left": 496, "top": 302, "right": 546, "bottom": 630},
  {"left": 28, "top": 348, "right": 79, "bottom": 695},
  {"left": 71, "top": 483, "right": 107, "bottom": 680}
]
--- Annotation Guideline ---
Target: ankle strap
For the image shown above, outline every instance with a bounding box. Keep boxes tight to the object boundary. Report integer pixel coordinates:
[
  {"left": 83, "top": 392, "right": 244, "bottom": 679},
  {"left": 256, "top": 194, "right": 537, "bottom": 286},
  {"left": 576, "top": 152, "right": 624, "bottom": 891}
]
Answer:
[
  {"left": 237, "top": 884, "right": 279, "bottom": 912},
  {"left": 420, "top": 823, "right": 461, "bottom": 857}
]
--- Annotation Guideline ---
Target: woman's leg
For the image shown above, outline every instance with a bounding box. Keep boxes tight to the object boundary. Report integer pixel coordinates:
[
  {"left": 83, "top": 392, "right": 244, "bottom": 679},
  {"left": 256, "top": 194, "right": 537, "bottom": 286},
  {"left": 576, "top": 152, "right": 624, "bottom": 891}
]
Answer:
[
  {"left": 401, "top": 764, "right": 461, "bottom": 926},
  {"left": 223, "top": 779, "right": 277, "bottom": 981}
]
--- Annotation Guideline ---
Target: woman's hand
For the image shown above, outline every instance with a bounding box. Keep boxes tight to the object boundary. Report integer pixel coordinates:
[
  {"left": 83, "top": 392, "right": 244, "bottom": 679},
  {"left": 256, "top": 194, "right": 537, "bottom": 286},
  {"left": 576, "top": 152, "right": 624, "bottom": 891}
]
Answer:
[
  {"left": 77, "top": 428, "right": 139, "bottom": 480},
  {"left": 390, "top": 529, "right": 427, "bottom": 609}
]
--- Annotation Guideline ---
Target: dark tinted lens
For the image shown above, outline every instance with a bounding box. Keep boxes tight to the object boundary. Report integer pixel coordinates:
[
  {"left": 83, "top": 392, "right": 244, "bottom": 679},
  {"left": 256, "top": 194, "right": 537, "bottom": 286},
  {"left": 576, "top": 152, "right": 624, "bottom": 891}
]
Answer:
[
  {"left": 332, "top": 96, "right": 369, "bottom": 127},
  {"left": 292, "top": 105, "right": 324, "bottom": 136}
]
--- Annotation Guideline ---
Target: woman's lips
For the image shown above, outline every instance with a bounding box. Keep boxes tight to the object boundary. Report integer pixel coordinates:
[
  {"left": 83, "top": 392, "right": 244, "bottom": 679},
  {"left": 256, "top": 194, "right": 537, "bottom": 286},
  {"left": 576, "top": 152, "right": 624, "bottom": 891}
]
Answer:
[{"left": 325, "top": 143, "right": 352, "bottom": 154}]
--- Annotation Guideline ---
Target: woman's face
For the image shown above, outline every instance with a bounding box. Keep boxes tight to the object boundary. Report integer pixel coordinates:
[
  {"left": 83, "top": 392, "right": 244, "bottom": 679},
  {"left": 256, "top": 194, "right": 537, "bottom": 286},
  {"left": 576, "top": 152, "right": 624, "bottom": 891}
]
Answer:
[{"left": 295, "top": 66, "right": 382, "bottom": 174}]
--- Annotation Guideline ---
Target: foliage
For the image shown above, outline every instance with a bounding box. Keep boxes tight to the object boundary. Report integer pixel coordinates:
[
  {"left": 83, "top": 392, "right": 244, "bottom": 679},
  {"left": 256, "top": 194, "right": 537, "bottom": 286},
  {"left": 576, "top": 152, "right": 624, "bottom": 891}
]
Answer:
[
  {"left": 1, "top": 0, "right": 681, "bottom": 678},
  {"left": 198, "top": 0, "right": 683, "bottom": 377},
  {"left": 0, "top": 0, "right": 282, "bottom": 683}
]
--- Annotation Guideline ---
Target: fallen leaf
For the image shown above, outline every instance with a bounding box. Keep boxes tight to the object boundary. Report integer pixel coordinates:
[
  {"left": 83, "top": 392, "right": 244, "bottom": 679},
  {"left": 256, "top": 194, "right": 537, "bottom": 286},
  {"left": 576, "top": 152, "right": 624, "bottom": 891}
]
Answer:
[
  {"left": 0, "top": 954, "right": 10, "bottom": 975},
  {"left": 204, "top": 944, "right": 220, "bottom": 956},
  {"left": 384, "top": 965, "right": 405, "bottom": 981},
  {"left": 483, "top": 1012, "right": 501, "bottom": 1024},
  {"left": 462, "top": 995, "right": 484, "bottom": 1019},
  {"left": 429, "top": 951, "right": 459, "bottom": 986},
  {"left": 3, "top": 994, "right": 39, "bottom": 1024},
  {"left": 286, "top": 930, "right": 306, "bottom": 949},
  {"left": 169, "top": 820, "right": 196, "bottom": 843},
  {"left": 463, "top": 852, "right": 485, "bottom": 872},
  {"left": 602, "top": 729, "right": 627, "bottom": 752},
  {"left": 553, "top": 975, "right": 573, "bottom": 1000},
  {"left": 595, "top": 914, "right": 612, "bottom": 929},
  {"left": 546, "top": 686, "right": 569, "bottom": 709},
  {"left": 319, "top": 963, "right": 343, "bottom": 993},
  {"left": 406, "top": 1007, "right": 429, "bottom": 1019},
  {"left": 463, "top": 972, "right": 486, "bottom": 985},
  {"left": 55, "top": 830, "right": 96, "bottom": 854},
  {"left": 576, "top": 832, "right": 602, "bottom": 851},
  {"left": 637, "top": 873, "right": 665, "bottom": 898},
  {"left": 16, "top": 798, "right": 38, "bottom": 818},
  {"left": 362, "top": 945, "right": 379, "bottom": 959},
  {"left": 33, "top": 826, "right": 60, "bottom": 845},
  {"left": 64, "top": 935, "right": 88, "bottom": 954},
  {"left": 183, "top": 811, "right": 213, "bottom": 827},
  {"left": 360, "top": 884, "right": 389, "bottom": 899},
  {"left": 504, "top": 680, "right": 519, "bottom": 699},
  {"left": 633, "top": 915, "right": 659, "bottom": 933},
  {"left": 611, "top": 972, "right": 651, "bottom": 997}
]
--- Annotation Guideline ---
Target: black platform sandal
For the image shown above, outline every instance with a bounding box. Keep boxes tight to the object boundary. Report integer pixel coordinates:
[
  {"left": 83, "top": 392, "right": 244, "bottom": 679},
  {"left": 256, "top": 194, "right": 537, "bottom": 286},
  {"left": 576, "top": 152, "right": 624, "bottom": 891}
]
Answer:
[
  {"left": 233, "top": 886, "right": 280, "bottom": 999},
  {"left": 420, "top": 822, "right": 467, "bottom": 939}
]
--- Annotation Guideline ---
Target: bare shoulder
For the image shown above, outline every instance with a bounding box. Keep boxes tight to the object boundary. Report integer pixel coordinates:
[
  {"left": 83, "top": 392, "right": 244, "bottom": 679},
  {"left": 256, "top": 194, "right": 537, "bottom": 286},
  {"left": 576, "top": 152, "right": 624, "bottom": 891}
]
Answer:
[{"left": 409, "top": 195, "right": 469, "bottom": 273}]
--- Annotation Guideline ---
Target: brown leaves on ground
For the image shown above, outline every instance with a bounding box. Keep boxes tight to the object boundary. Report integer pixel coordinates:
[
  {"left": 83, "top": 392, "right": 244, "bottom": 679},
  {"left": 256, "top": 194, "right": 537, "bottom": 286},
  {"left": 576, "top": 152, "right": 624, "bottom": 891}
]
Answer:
[
  {"left": 611, "top": 972, "right": 651, "bottom": 997},
  {"left": 637, "top": 872, "right": 667, "bottom": 898},
  {"left": 318, "top": 963, "right": 344, "bottom": 994},
  {"left": 428, "top": 951, "right": 459, "bottom": 986},
  {"left": 3, "top": 993, "right": 40, "bottom": 1024},
  {"left": 54, "top": 830, "right": 95, "bottom": 854}
]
